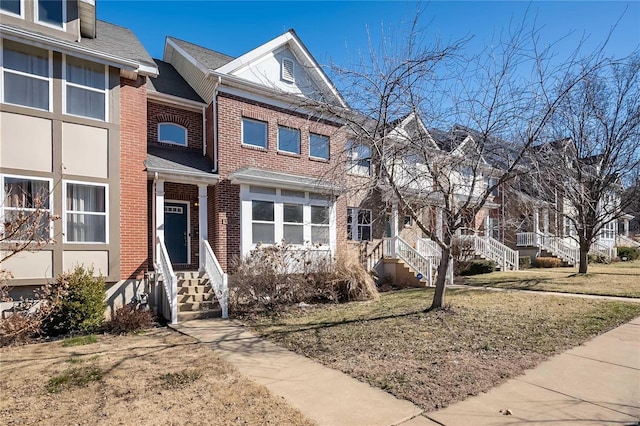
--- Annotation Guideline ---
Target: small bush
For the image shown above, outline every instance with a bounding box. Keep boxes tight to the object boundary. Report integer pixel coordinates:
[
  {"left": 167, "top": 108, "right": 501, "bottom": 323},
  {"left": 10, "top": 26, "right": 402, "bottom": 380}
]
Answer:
[
  {"left": 518, "top": 256, "right": 532, "bottom": 269},
  {"left": 47, "top": 366, "right": 103, "bottom": 393},
  {"left": 459, "top": 260, "right": 495, "bottom": 276},
  {"left": 44, "top": 266, "right": 106, "bottom": 336},
  {"left": 106, "top": 302, "right": 153, "bottom": 334},
  {"left": 588, "top": 253, "right": 608, "bottom": 264},
  {"left": 534, "top": 257, "right": 563, "bottom": 268},
  {"left": 617, "top": 246, "right": 640, "bottom": 261}
]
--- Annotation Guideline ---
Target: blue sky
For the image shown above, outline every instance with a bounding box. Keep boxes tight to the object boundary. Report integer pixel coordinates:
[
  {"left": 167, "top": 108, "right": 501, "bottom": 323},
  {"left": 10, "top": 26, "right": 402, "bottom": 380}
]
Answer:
[{"left": 99, "top": 1, "right": 639, "bottom": 70}]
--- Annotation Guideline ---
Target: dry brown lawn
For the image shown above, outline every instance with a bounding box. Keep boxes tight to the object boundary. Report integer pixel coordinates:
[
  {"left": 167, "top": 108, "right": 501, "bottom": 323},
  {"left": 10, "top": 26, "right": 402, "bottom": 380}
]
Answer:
[
  {"left": 246, "top": 288, "right": 640, "bottom": 412},
  {"left": 0, "top": 328, "right": 313, "bottom": 426},
  {"left": 463, "top": 260, "right": 640, "bottom": 297}
]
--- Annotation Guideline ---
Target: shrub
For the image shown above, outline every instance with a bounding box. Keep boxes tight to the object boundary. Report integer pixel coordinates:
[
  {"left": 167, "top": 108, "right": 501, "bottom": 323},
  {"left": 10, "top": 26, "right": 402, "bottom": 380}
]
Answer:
[
  {"left": 459, "top": 260, "right": 495, "bottom": 276},
  {"left": 534, "top": 257, "right": 563, "bottom": 268},
  {"left": 617, "top": 246, "right": 640, "bottom": 261},
  {"left": 106, "top": 301, "right": 153, "bottom": 334},
  {"left": 519, "top": 256, "right": 532, "bottom": 269},
  {"left": 588, "top": 253, "right": 607, "bottom": 264},
  {"left": 229, "top": 243, "right": 378, "bottom": 314},
  {"left": 44, "top": 266, "right": 106, "bottom": 336}
]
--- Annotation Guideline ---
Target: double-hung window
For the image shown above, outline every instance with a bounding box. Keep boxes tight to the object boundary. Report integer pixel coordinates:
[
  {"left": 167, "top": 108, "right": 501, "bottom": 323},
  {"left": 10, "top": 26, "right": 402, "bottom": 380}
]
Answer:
[
  {"left": 347, "top": 141, "right": 371, "bottom": 175},
  {"left": 278, "top": 126, "right": 300, "bottom": 154},
  {"left": 1, "top": 40, "right": 50, "bottom": 111},
  {"left": 311, "top": 205, "right": 330, "bottom": 244},
  {"left": 242, "top": 118, "right": 267, "bottom": 148},
  {"left": 347, "top": 208, "right": 371, "bottom": 241},
  {"left": 251, "top": 200, "right": 275, "bottom": 244},
  {"left": 158, "top": 123, "right": 187, "bottom": 146},
  {"left": 283, "top": 203, "right": 304, "bottom": 244},
  {"left": 37, "top": 0, "right": 65, "bottom": 28},
  {"left": 0, "top": 0, "right": 23, "bottom": 17},
  {"left": 2, "top": 175, "right": 52, "bottom": 241},
  {"left": 309, "top": 133, "right": 329, "bottom": 160},
  {"left": 65, "top": 182, "right": 107, "bottom": 243},
  {"left": 65, "top": 56, "right": 107, "bottom": 121}
]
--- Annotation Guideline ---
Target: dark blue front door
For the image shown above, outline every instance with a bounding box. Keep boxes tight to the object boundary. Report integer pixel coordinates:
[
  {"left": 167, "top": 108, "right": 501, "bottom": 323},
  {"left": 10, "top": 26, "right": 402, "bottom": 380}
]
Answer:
[{"left": 165, "top": 202, "right": 188, "bottom": 264}]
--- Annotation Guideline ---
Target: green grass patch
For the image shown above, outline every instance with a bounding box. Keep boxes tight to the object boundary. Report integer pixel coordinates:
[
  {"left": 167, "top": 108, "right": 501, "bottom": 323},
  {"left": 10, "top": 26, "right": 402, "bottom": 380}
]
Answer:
[
  {"left": 60, "top": 334, "right": 98, "bottom": 347},
  {"left": 47, "top": 366, "right": 103, "bottom": 393},
  {"left": 158, "top": 369, "right": 202, "bottom": 388},
  {"left": 246, "top": 288, "right": 640, "bottom": 411}
]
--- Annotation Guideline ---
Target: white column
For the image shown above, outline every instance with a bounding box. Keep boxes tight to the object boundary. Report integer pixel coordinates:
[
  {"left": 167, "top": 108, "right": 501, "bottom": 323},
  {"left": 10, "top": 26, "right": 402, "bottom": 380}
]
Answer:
[
  {"left": 533, "top": 208, "right": 540, "bottom": 246},
  {"left": 391, "top": 202, "right": 399, "bottom": 256},
  {"left": 198, "top": 184, "right": 208, "bottom": 272},
  {"left": 484, "top": 213, "right": 490, "bottom": 237},
  {"left": 436, "top": 208, "right": 443, "bottom": 240},
  {"left": 155, "top": 180, "right": 165, "bottom": 245},
  {"left": 623, "top": 219, "right": 630, "bottom": 237},
  {"left": 543, "top": 208, "right": 549, "bottom": 235}
]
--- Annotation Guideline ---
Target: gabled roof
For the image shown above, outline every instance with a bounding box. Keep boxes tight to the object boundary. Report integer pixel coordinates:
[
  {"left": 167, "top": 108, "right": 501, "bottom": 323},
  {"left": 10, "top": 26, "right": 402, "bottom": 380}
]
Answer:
[
  {"left": 388, "top": 112, "right": 440, "bottom": 150},
  {"left": 165, "top": 30, "right": 347, "bottom": 108},
  {"left": 166, "top": 36, "right": 235, "bottom": 70},
  {"left": 428, "top": 128, "right": 458, "bottom": 152},
  {"left": 146, "top": 59, "right": 204, "bottom": 103}
]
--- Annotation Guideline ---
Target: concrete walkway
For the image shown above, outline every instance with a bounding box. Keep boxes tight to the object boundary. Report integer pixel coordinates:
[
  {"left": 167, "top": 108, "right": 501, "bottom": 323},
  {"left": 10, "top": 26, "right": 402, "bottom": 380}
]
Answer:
[{"left": 172, "top": 314, "right": 640, "bottom": 426}]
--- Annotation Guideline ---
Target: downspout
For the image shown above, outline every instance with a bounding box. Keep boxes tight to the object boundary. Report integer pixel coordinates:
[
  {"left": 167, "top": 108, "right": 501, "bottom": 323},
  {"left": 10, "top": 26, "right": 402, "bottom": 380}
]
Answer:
[
  {"left": 151, "top": 172, "right": 158, "bottom": 315},
  {"left": 212, "top": 75, "right": 222, "bottom": 173},
  {"left": 202, "top": 106, "right": 207, "bottom": 157}
]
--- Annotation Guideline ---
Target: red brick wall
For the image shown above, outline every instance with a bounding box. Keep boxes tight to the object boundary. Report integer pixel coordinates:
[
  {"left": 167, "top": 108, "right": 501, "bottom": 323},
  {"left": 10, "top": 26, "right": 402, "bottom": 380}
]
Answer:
[
  {"left": 147, "top": 101, "right": 203, "bottom": 152},
  {"left": 211, "top": 92, "right": 348, "bottom": 270},
  {"left": 120, "top": 76, "right": 149, "bottom": 279}
]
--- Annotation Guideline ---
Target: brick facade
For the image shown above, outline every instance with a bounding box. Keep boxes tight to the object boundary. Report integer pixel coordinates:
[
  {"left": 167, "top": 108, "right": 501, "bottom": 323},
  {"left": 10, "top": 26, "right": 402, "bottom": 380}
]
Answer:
[
  {"left": 120, "top": 76, "right": 149, "bottom": 279},
  {"left": 147, "top": 101, "right": 204, "bottom": 152}
]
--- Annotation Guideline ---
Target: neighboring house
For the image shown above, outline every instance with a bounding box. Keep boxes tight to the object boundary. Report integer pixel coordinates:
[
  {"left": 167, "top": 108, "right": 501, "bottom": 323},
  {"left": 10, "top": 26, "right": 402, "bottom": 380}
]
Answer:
[{"left": 0, "top": 1, "right": 158, "bottom": 307}]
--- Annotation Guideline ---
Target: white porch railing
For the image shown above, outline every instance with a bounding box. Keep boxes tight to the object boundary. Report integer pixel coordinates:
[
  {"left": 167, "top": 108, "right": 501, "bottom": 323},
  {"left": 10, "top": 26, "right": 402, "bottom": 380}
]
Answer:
[
  {"left": 416, "top": 237, "right": 442, "bottom": 267},
  {"left": 202, "top": 240, "right": 229, "bottom": 319},
  {"left": 385, "top": 236, "right": 435, "bottom": 286},
  {"left": 459, "top": 234, "right": 519, "bottom": 271},
  {"left": 517, "top": 232, "right": 579, "bottom": 265},
  {"left": 617, "top": 234, "right": 640, "bottom": 248},
  {"left": 590, "top": 240, "right": 617, "bottom": 262},
  {"left": 155, "top": 237, "right": 178, "bottom": 324}
]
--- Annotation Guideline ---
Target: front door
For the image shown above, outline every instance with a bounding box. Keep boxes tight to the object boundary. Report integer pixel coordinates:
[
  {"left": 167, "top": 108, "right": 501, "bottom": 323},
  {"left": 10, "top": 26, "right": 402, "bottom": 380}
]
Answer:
[{"left": 165, "top": 201, "right": 188, "bottom": 264}]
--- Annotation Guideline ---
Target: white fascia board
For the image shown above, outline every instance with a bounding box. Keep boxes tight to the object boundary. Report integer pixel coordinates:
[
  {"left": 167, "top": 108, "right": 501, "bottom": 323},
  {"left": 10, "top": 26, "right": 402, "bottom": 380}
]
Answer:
[
  {"left": 146, "top": 168, "right": 219, "bottom": 185},
  {"left": 147, "top": 91, "right": 207, "bottom": 111},
  {"left": 1, "top": 25, "right": 158, "bottom": 76},
  {"left": 229, "top": 172, "right": 340, "bottom": 194},
  {"left": 215, "top": 31, "right": 347, "bottom": 109},
  {"left": 166, "top": 38, "right": 213, "bottom": 75}
]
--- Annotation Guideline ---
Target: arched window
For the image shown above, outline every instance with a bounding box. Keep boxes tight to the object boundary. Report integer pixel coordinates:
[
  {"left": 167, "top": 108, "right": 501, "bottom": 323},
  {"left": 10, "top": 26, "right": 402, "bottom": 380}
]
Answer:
[{"left": 158, "top": 123, "right": 187, "bottom": 147}]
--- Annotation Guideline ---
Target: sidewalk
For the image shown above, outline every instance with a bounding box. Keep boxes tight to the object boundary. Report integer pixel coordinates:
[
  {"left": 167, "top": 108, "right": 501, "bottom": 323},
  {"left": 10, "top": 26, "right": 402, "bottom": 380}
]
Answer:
[{"left": 172, "top": 315, "right": 640, "bottom": 426}]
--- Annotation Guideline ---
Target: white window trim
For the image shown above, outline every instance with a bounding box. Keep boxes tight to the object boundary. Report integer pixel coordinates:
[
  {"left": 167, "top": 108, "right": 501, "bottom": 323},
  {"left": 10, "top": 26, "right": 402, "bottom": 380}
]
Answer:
[
  {"left": 35, "top": 0, "right": 66, "bottom": 30},
  {"left": 0, "top": 173, "right": 54, "bottom": 242},
  {"left": 240, "top": 185, "right": 336, "bottom": 256},
  {"left": 157, "top": 122, "right": 188, "bottom": 147},
  {"left": 309, "top": 133, "right": 330, "bottom": 160},
  {"left": 62, "top": 54, "right": 108, "bottom": 122},
  {"left": 63, "top": 180, "right": 109, "bottom": 244},
  {"left": 0, "top": 39, "right": 53, "bottom": 112},
  {"left": 281, "top": 58, "right": 295, "bottom": 83},
  {"left": 277, "top": 125, "right": 300, "bottom": 155},
  {"left": 165, "top": 199, "right": 191, "bottom": 264},
  {"left": 347, "top": 207, "right": 372, "bottom": 241},
  {"left": 0, "top": 0, "right": 25, "bottom": 18},
  {"left": 347, "top": 141, "right": 371, "bottom": 176},
  {"left": 241, "top": 117, "right": 268, "bottom": 149}
]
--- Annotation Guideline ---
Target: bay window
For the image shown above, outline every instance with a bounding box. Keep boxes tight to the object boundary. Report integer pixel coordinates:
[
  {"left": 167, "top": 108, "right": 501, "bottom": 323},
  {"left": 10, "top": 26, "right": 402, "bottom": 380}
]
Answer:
[{"left": 65, "top": 182, "right": 107, "bottom": 243}]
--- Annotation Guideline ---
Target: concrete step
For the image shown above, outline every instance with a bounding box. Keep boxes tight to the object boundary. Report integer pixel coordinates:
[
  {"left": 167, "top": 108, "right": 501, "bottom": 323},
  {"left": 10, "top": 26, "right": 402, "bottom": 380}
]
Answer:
[
  {"left": 178, "top": 301, "right": 219, "bottom": 312},
  {"left": 178, "top": 293, "right": 215, "bottom": 304},
  {"left": 177, "top": 285, "right": 212, "bottom": 295},
  {"left": 175, "top": 271, "right": 205, "bottom": 280},
  {"left": 177, "top": 308, "right": 222, "bottom": 322}
]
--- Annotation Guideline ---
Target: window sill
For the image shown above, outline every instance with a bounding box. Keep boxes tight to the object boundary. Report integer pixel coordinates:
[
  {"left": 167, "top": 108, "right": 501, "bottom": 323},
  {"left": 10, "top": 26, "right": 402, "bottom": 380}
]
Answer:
[
  {"left": 241, "top": 144, "right": 268, "bottom": 152},
  {"left": 277, "top": 150, "right": 301, "bottom": 158},
  {"left": 309, "top": 156, "right": 329, "bottom": 163}
]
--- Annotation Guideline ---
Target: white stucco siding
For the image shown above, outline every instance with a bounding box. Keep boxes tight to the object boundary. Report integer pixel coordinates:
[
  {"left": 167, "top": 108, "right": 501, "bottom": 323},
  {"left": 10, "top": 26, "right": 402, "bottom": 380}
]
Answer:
[
  {"left": 0, "top": 112, "right": 53, "bottom": 173},
  {"left": 61, "top": 123, "right": 108, "bottom": 178}
]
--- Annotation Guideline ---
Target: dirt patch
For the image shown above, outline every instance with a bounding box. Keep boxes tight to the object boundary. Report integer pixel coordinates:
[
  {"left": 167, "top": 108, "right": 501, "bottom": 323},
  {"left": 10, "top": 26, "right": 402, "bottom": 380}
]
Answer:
[
  {"left": 247, "top": 288, "right": 640, "bottom": 411},
  {"left": 0, "top": 328, "right": 313, "bottom": 426}
]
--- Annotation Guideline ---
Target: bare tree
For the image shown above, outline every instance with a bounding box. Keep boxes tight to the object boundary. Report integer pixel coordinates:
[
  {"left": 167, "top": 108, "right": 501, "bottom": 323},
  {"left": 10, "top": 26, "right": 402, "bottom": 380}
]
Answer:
[
  {"left": 531, "top": 54, "right": 640, "bottom": 273},
  {"left": 310, "top": 11, "right": 611, "bottom": 309}
]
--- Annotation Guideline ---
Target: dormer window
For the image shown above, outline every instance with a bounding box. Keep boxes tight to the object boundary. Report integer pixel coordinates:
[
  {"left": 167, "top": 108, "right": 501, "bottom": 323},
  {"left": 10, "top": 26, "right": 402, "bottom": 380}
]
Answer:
[
  {"left": 37, "top": 0, "right": 65, "bottom": 28},
  {"left": 281, "top": 58, "right": 294, "bottom": 83},
  {"left": 158, "top": 123, "right": 188, "bottom": 147},
  {"left": 0, "top": 0, "right": 23, "bottom": 17}
]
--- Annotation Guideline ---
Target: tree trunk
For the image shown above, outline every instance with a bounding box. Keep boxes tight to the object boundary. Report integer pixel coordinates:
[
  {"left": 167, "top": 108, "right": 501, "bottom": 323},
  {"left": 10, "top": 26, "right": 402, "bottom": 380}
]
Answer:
[
  {"left": 578, "top": 247, "right": 589, "bottom": 274},
  {"left": 430, "top": 247, "right": 451, "bottom": 310}
]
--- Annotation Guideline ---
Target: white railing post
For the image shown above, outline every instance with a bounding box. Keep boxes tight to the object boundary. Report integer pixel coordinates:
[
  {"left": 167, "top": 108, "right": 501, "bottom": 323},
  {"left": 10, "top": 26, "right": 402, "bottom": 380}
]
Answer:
[
  {"left": 202, "top": 240, "right": 229, "bottom": 319},
  {"left": 155, "top": 237, "right": 178, "bottom": 324}
]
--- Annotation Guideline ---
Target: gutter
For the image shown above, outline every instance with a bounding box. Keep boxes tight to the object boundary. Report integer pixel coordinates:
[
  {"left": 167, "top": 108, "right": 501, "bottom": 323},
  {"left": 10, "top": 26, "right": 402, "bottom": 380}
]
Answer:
[{"left": 1, "top": 24, "right": 158, "bottom": 77}]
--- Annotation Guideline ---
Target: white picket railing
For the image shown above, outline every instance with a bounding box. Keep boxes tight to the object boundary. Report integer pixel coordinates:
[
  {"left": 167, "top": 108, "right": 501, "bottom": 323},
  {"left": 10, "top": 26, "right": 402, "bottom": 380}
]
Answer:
[
  {"left": 416, "top": 237, "right": 442, "bottom": 267},
  {"left": 385, "top": 237, "right": 435, "bottom": 286},
  {"left": 460, "top": 234, "right": 519, "bottom": 270},
  {"left": 517, "top": 232, "right": 579, "bottom": 265},
  {"left": 202, "top": 240, "right": 229, "bottom": 319},
  {"left": 517, "top": 232, "right": 537, "bottom": 247},
  {"left": 590, "top": 240, "right": 617, "bottom": 262},
  {"left": 617, "top": 234, "right": 640, "bottom": 248},
  {"left": 155, "top": 237, "right": 178, "bottom": 324}
]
